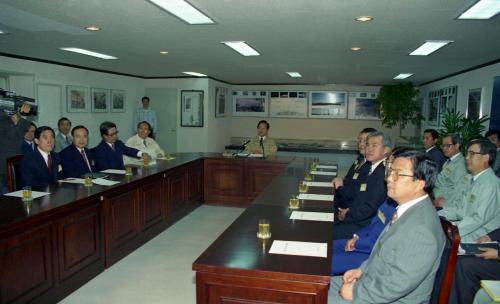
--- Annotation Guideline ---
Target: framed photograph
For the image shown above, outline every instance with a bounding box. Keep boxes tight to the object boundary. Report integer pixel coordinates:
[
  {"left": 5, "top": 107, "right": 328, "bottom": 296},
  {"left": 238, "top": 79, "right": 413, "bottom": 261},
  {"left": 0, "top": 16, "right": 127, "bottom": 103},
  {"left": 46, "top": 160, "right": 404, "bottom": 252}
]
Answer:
[
  {"left": 91, "top": 88, "right": 109, "bottom": 113},
  {"left": 215, "top": 87, "right": 228, "bottom": 117},
  {"left": 427, "top": 90, "right": 440, "bottom": 126},
  {"left": 232, "top": 91, "right": 268, "bottom": 117},
  {"left": 308, "top": 91, "right": 347, "bottom": 119},
  {"left": 347, "top": 92, "right": 380, "bottom": 120},
  {"left": 110, "top": 90, "right": 126, "bottom": 112},
  {"left": 467, "top": 88, "right": 482, "bottom": 119},
  {"left": 66, "top": 85, "right": 88, "bottom": 113},
  {"left": 269, "top": 91, "right": 308, "bottom": 118},
  {"left": 181, "top": 90, "right": 204, "bottom": 127}
]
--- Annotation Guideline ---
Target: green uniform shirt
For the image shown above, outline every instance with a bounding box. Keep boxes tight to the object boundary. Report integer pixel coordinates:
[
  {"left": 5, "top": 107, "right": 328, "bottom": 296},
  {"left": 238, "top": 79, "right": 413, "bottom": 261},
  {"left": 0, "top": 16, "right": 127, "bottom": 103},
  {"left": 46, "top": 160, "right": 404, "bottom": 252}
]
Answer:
[
  {"left": 433, "top": 153, "right": 467, "bottom": 203},
  {"left": 243, "top": 136, "right": 278, "bottom": 157}
]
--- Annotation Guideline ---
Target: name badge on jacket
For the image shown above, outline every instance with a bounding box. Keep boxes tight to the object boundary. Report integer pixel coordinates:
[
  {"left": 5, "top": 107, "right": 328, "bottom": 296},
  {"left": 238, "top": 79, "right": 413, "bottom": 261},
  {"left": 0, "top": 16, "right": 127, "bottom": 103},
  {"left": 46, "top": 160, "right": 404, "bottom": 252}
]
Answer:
[
  {"left": 360, "top": 183, "right": 367, "bottom": 192},
  {"left": 378, "top": 210, "right": 386, "bottom": 224},
  {"left": 353, "top": 173, "right": 359, "bottom": 180}
]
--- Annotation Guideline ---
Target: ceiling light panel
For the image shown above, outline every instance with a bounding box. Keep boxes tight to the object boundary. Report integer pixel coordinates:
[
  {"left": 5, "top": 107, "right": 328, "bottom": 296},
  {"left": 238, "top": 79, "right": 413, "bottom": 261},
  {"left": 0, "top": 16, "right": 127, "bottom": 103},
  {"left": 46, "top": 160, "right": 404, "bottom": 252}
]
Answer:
[
  {"left": 409, "top": 40, "right": 453, "bottom": 56},
  {"left": 148, "top": 0, "right": 214, "bottom": 24},
  {"left": 60, "top": 47, "right": 118, "bottom": 59},
  {"left": 183, "top": 71, "right": 207, "bottom": 77},
  {"left": 458, "top": 0, "right": 500, "bottom": 19},
  {"left": 287, "top": 72, "right": 302, "bottom": 78},
  {"left": 355, "top": 16, "right": 373, "bottom": 22},
  {"left": 222, "top": 41, "right": 260, "bottom": 56},
  {"left": 394, "top": 73, "right": 413, "bottom": 79}
]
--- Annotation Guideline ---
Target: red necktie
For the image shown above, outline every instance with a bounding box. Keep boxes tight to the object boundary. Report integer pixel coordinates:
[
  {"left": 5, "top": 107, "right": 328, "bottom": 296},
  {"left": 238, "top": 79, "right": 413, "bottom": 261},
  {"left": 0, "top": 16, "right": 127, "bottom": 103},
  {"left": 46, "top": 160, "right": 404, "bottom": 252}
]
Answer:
[
  {"left": 81, "top": 150, "right": 92, "bottom": 171},
  {"left": 47, "top": 154, "right": 52, "bottom": 173}
]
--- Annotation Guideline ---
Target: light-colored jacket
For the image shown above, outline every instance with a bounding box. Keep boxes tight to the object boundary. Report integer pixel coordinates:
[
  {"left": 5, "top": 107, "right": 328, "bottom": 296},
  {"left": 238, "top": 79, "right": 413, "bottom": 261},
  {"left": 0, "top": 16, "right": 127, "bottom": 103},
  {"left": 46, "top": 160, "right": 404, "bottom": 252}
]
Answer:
[
  {"left": 243, "top": 136, "right": 278, "bottom": 157},
  {"left": 123, "top": 134, "right": 165, "bottom": 165},
  {"left": 55, "top": 132, "right": 72, "bottom": 153},
  {"left": 433, "top": 153, "right": 467, "bottom": 203}
]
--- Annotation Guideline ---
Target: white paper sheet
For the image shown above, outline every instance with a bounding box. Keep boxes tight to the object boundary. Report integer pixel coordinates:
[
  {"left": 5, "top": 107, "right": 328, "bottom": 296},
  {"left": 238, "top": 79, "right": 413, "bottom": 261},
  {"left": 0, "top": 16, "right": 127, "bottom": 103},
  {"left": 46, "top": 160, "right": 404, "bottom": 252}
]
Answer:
[
  {"left": 290, "top": 211, "right": 334, "bottom": 222},
  {"left": 316, "top": 165, "right": 338, "bottom": 169},
  {"left": 297, "top": 193, "right": 334, "bottom": 202},
  {"left": 60, "top": 178, "right": 85, "bottom": 184},
  {"left": 311, "top": 170, "right": 336, "bottom": 176},
  {"left": 92, "top": 178, "right": 121, "bottom": 186},
  {"left": 157, "top": 157, "right": 176, "bottom": 160},
  {"left": 100, "top": 169, "right": 126, "bottom": 175},
  {"left": 4, "top": 190, "right": 50, "bottom": 199},
  {"left": 236, "top": 153, "right": 249, "bottom": 157},
  {"left": 303, "top": 181, "right": 333, "bottom": 188},
  {"left": 269, "top": 240, "right": 328, "bottom": 258},
  {"left": 249, "top": 153, "right": 264, "bottom": 158}
]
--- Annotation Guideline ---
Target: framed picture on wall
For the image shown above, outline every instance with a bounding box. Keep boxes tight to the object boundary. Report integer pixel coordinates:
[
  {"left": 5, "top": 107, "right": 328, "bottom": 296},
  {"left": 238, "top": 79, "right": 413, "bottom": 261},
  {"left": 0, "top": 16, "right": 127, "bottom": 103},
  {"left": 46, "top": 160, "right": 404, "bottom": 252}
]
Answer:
[
  {"left": 215, "top": 87, "right": 228, "bottom": 117},
  {"left": 427, "top": 90, "right": 440, "bottom": 126},
  {"left": 467, "top": 88, "right": 482, "bottom": 119},
  {"left": 181, "top": 90, "right": 204, "bottom": 127},
  {"left": 91, "top": 88, "right": 109, "bottom": 113},
  {"left": 110, "top": 90, "right": 126, "bottom": 112},
  {"left": 232, "top": 91, "right": 268, "bottom": 117},
  {"left": 308, "top": 91, "right": 347, "bottom": 119},
  {"left": 347, "top": 92, "right": 380, "bottom": 120},
  {"left": 66, "top": 85, "right": 88, "bottom": 113},
  {"left": 269, "top": 91, "right": 308, "bottom": 118}
]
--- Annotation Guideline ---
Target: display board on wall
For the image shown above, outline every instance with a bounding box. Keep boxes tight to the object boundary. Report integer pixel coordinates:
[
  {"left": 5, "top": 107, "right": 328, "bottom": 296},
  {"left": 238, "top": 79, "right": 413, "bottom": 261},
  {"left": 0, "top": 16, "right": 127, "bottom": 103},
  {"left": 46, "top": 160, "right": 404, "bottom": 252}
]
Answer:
[
  {"left": 347, "top": 92, "right": 380, "bottom": 120},
  {"left": 215, "top": 87, "right": 229, "bottom": 117},
  {"left": 426, "top": 86, "right": 457, "bottom": 126},
  {"left": 308, "top": 91, "right": 347, "bottom": 119},
  {"left": 269, "top": 91, "right": 307, "bottom": 118},
  {"left": 232, "top": 91, "right": 268, "bottom": 117}
]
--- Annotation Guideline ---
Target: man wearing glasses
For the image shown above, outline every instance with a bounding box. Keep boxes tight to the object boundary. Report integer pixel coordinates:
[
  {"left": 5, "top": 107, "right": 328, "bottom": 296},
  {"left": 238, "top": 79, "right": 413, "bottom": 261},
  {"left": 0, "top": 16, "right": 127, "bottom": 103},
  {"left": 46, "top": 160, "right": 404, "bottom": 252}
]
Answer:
[
  {"left": 94, "top": 121, "right": 150, "bottom": 171},
  {"left": 438, "top": 138, "right": 500, "bottom": 242},
  {"left": 433, "top": 133, "right": 467, "bottom": 207}
]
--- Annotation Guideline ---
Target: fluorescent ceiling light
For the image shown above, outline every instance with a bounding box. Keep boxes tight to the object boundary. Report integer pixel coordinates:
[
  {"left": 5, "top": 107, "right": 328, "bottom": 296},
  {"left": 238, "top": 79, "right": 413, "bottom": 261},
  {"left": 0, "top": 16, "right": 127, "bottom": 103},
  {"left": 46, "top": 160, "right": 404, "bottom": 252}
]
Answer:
[
  {"left": 183, "top": 71, "right": 207, "bottom": 77},
  {"left": 409, "top": 40, "right": 453, "bottom": 56},
  {"left": 85, "top": 25, "right": 100, "bottom": 31},
  {"left": 0, "top": 30, "right": 5, "bottom": 34},
  {"left": 221, "top": 41, "right": 260, "bottom": 56},
  {"left": 148, "top": 0, "right": 214, "bottom": 24},
  {"left": 287, "top": 72, "right": 302, "bottom": 78},
  {"left": 60, "top": 47, "right": 118, "bottom": 59},
  {"left": 160, "top": 50, "right": 169, "bottom": 54},
  {"left": 355, "top": 16, "right": 373, "bottom": 22},
  {"left": 458, "top": 0, "right": 500, "bottom": 19},
  {"left": 394, "top": 73, "right": 413, "bottom": 80},
  {"left": 350, "top": 47, "right": 362, "bottom": 51}
]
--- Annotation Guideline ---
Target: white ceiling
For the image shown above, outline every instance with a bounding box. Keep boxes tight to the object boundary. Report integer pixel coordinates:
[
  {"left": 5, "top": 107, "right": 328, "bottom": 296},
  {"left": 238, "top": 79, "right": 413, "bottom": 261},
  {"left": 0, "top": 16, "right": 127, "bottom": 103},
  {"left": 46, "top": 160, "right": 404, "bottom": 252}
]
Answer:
[{"left": 0, "top": 0, "right": 499, "bottom": 85}]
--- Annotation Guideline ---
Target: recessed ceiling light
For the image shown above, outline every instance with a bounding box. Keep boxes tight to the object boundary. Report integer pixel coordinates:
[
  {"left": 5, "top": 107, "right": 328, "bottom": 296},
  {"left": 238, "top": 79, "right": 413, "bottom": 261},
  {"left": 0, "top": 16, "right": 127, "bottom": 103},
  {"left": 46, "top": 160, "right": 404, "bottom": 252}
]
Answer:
[
  {"left": 458, "top": 0, "right": 500, "bottom": 19},
  {"left": 394, "top": 73, "right": 414, "bottom": 80},
  {"left": 183, "top": 71, "right": 207, "bottom": 77},
  {"left": 350, "top": 47, "right": 362, "bottom": 51},
  {"left": 85, "top": 25, "right": 100, "bottom": 31},
  {"left": 160, "top": 50, "right": 169, "bottom": 54},
  {"left": 409, "top": 40, "right": 453, "bottom": 56},
  {"left": 0, "top": 30, "right": 5, "bottom": 34},
  {"left": 60, "top": 47, "right": 118, "bottom": 59},
  {"left": 355, "top": 16, "right": 373, "bottom": 22},
  {"left": 148, "top": 0, "right": 214, "bottom": 24},
  {"left": 221, "top": 41, "right": 260, "bottom": 56},
  {"left": 286, "top": 72, "right": 302, "bottom": 78}
]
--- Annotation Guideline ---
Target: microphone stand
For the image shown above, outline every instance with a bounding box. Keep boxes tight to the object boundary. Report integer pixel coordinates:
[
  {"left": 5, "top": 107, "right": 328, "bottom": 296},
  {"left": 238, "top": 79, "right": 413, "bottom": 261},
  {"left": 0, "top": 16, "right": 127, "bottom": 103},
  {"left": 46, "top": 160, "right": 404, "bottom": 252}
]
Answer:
[{"left": 234, "top": 139, "right": 251, "bottom": 157}]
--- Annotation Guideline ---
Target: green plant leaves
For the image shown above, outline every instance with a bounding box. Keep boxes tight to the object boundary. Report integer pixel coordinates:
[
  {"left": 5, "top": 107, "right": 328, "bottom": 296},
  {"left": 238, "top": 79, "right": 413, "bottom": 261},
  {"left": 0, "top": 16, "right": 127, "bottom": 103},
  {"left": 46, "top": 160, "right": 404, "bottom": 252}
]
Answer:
[{"left": 376, "top": 83, "right": 423, "bottom": 130}]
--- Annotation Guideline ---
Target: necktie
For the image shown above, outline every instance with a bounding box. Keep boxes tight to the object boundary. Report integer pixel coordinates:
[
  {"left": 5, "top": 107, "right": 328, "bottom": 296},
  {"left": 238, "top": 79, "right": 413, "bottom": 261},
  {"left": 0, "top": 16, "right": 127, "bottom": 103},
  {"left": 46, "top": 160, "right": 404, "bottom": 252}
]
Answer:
[
  {"left": 47, "top": 154, "right": 52, "bottom": 173},
  {"left": 31, "top": 142, "right": 34, "bottom": 150},
  {"left": 81, "top": 150, "right": 92, "bottom": 171},
  {"left": 390, "top": 211, "right": 398, "bottom": 225},
  {"left": 143, "top": 140, "right": 147, "bottom": 147},
  {"left": 111, "top": 143, "right": 115, "bottom": 151}
]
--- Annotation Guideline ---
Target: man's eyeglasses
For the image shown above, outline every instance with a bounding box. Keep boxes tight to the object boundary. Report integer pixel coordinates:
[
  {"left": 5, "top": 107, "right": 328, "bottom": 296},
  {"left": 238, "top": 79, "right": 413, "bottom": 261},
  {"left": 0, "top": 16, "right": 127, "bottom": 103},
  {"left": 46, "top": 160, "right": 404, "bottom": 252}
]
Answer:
[
  {"left": 106, "top": 131, "right": 119, "bottom": 137},
  {"left": 466, "top": 150, "right": 483, "bottom": 157},
  {"left": 386, "top": 168, "right": 415, "bottom": 181},
  {"left": 441, "top": 144, "right": 454, "bottom": 149}
]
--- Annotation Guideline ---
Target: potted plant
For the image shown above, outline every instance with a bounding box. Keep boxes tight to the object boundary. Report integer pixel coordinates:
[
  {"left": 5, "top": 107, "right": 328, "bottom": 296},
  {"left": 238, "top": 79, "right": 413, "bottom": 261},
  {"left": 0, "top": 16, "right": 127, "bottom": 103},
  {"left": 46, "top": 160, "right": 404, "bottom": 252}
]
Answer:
[{"left": 439, "top": 110, "right": 489, "bottom": 153}]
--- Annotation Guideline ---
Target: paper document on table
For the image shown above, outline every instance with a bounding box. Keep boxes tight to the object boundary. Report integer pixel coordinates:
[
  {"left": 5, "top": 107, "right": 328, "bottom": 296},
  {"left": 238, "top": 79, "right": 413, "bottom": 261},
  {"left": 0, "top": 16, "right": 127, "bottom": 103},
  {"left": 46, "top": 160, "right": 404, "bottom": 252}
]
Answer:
[
  {"left": 248, "top": 153, "right": 264, "bottom": 158},
  {"left": 303, "top": 181, "right": 333, "bottom": 188},
  {"left": 311, "top": 170, "right": 336, "bottom": 176},
  {"left": 236, "top": 153, "right": 249, "bottom": 157},
  {"left": 269, "top": 240, "right": 328, "bottom": 258},
  {"left": 4, "top": 190, "right": 50, "bottom": 199},
  {"left": 93, "top": 178, "right": 120, "bottom": 186},
  {"left": 298, "top": 193, "right": 334, "bottom": 202},
  {"left": 60, "top": 178, "right": 85, "bottom": 184},
  {"left": 290, "top": 211, "right": 334, "bottom": 222},
  {"left": 100, "top": 169, "right": 126, "bottom": 175},
  {"left": 157, "top": 156, "right": 176, "bottom": 160},
  {"left": 316, "top": 165, "right": 337, "bottom": 169}
]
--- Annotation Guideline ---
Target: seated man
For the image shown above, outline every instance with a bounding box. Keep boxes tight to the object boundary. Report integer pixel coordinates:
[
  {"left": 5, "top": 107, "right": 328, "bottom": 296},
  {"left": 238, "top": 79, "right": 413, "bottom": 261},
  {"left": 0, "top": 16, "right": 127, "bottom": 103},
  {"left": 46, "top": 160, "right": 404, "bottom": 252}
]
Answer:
[
  {"left": 54, "top": 117, "right": 72, "bottom": 152},
  {"left": 333, "top": 127, "right": 375, "bottom": 209},
  {"left": 60, "top": 125, "right": 95, "bottom": 178},
  {"left": 433, "top": 133, "right": 467, "bottom": 206},
  {"left": 94, "top": 121, "right": 149, "bottom": 171},
  {"left": 449, "top": 227, "right": 500, "bottom": 304},
  {"left": 438, "top": 138, "right": 500, "bottom": 242},
  {"left": 485, "top": 129, "right": 500, "bottom": 177},
  {"left": 21, "top": 126, "right": 61, "bottom": 188},
  {"left": 333, "top": 131, "right": 392, "bottom": 240},
  {"left": 243, "top": 120, "right": 277, "bottom": 157},
  {"left": 21, "top": 122, "right": 37, "bottom": 154},
  {"left": 124, "top": 121, "right": 165, "bottom": 166},
  {"left": 329, "top": 150, "right": 445, "bottom": 303},
  {"left": 423, "top": 128, "right": 446, "bottom": 172}
]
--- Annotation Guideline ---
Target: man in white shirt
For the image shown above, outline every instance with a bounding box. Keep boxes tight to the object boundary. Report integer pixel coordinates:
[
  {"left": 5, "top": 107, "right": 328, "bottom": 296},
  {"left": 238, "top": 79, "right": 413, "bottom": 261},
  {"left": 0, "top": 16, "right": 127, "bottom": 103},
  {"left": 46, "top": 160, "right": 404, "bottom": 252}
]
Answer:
[{"left": 124, "top": 121, "right": 165, "bottom": 165}]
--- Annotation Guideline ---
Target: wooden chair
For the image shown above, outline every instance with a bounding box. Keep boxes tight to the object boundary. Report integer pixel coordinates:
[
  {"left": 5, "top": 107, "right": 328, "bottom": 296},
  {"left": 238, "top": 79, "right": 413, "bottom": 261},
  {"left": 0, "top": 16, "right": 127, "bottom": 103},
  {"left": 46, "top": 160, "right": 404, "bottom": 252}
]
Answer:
[
  {"left": 6, "top": 154, "right": 24, "bottom": 192},
  {"left": 430, "top": 217, "right": 461, "bottom": 304}
]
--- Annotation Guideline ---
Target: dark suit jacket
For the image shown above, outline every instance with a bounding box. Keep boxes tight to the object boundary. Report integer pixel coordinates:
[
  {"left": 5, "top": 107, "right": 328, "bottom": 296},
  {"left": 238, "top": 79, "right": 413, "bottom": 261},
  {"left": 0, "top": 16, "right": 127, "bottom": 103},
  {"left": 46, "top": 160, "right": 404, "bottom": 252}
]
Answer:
[
  {"left": 426, "top": 146, "right": 447, "bottom": 172},
  {"left": 60, "top": 145, "right": 95, "bottom": 178},
  {"left": 21, "top": 140, "right": 36, "bottom": 154},
  {"left": 334, "top": 160, "right": 371, "bottom": 209},
  {"left": 94, "top": 140, "right": 140, "bottom": 171},
  {"left": 21, "top": 149, "right": 61, "bottom": 188}
]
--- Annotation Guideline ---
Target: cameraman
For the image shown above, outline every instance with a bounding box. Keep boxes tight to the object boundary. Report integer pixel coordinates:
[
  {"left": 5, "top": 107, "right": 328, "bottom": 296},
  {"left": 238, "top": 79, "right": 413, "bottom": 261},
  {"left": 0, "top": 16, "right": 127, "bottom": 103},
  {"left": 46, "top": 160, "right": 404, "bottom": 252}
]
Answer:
[{"left": 0, "top": 104, "right": 31, "bottom": 194}]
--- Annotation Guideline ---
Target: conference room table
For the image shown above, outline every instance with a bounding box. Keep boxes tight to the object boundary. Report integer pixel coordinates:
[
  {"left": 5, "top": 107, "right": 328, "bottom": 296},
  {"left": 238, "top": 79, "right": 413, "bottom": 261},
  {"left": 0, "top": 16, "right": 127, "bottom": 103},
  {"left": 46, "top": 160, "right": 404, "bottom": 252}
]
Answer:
[{"left": 0, "top": 153, "right": 336, "bottom": 304}]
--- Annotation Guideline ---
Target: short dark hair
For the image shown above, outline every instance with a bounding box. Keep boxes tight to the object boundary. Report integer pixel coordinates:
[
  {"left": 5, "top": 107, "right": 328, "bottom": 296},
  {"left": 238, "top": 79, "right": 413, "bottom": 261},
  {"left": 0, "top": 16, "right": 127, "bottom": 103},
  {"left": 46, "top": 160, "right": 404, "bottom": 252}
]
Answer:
[
  {"left": 424, "top": 129, "right": 439, "bottom": 140},
  {"left": 58, "top": 117, "right": 71, "bottom": 127},
  {"left": 394, "top": 150, "right": 438, "bottom": 193},
  {"left": 34, "top": 126, "right": 55, "bottom": 139},
  {"left": 485, "top": 129, "right": 500, "bottom": 139},
  {"left": 467, "top": 138, "right": 497, "bottom": 166},
  {"left": 25, "top": 122, "right": 37, "bottom": 133},
  {"left": 137, "top": 120, "right": 151, "bottom": 130},
  {"left": 360, "top": 127, "right": 377, "bottom": 134},
  {"left": 444, "top": 133, "right": 461, "bottom": 146},
  {"left": 142, "top": 96, "right": 150, "bottom": 103},
  {"left": 257, "top": 120, "right": 270, "bottom": 130},
  {"left": 100, "top": 121, "right": 117, "bottom": 136},
  {"left": 71, "top": 125, "right": 89, "bottom": 136}
]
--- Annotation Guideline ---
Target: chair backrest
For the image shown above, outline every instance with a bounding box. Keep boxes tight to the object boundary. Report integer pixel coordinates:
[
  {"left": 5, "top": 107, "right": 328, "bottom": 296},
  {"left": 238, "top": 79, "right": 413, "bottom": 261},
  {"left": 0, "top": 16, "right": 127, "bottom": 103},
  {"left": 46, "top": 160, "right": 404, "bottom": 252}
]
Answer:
[
  {"left": 430, "top": 217, "right": 461, "bottom": 304},
  {"left": 6, "top": 154, "right": 24, "bottom": 192}
]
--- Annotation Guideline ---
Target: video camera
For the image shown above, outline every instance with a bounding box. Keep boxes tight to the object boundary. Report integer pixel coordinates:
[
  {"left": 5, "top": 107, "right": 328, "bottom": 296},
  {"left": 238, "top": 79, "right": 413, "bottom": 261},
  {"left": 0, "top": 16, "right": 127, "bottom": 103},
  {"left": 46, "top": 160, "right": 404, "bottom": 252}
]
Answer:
[{"left": 0, "top": 88, "right": 38, "bottom": 116}]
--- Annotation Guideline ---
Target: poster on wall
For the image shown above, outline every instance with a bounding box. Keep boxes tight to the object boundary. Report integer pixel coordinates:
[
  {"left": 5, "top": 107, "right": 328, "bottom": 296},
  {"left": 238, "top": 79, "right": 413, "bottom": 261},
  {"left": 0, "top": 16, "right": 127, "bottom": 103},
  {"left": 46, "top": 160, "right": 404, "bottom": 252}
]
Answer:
[
  {"left": 232, "top": 91, "right": 268, "bottom": 117},
  {"left": 215, "top": 87, "right": 228, "bottom": 117},
  {"left": 181, "top": 90, "right": 204, "bottom": 127},
  {"left": 427, "top": 90, "right": 440, "bottom": 126},
  {"left": 269, "top": 91, "right": 308, "bottom": 118},
  {"left": 347, "top": 92, "right": 380, "bottom": 120},
  {"left": 308, "top": 91, "right": 347, "bottom": 119},
  {"left": 91, "top": 88, "right": 109, "bottom": 113},
  {"left": 467, "top": 88, "right": 482, "bottom": 120},
  {"left": 66, "top": 85, "right": 88, "bottom": 113}
]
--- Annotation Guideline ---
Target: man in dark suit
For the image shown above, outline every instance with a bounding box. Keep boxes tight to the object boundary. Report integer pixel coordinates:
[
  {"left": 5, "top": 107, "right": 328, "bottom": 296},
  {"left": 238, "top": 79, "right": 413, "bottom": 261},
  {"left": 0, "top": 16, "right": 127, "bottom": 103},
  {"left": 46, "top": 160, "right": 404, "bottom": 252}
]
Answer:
[
  {"left": 334, "top": 131, "right": 392, "bottom": 240},
  {"left": 94, "top": 121, "right": 149, "bottom": 171},
  {"left": 60, "top": 125, "right": 95, "bottom": 178},
  {"left": 423, "top": 128, "right": 446, "bottom": 172},
  {"left": 21, "top": 122, "right": 37, "bottom": 154},
  {"left": 21, "top": 126, "right": 61, "bottom": 188}
]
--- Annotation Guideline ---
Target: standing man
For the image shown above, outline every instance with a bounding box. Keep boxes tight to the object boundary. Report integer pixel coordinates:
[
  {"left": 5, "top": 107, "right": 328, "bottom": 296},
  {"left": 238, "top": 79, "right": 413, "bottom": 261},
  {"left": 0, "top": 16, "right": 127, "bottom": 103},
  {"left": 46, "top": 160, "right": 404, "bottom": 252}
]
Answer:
[
  {"left": 329, "top": 150, "right": 445, "bottom": 303},
  {"left": 60, "top": 125, "right": 95, "bottom": 178},
  {"left": 55, "top": 117, "right": 72, "bottom": 152},
  {"left": 423, "top": 128, "right": 446, "bottom": 172},
  {"left": 243, "top": 120, "right": 278, "bottom": 157},
  {"left": 485, "top": 129, "right": 500, "bottom": 177},
  {"left": 21, "top": 122, "right": 37, "bottom": 154},
  {"left": 133, "top": 96, "right": 157, "bottom": 137}
]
